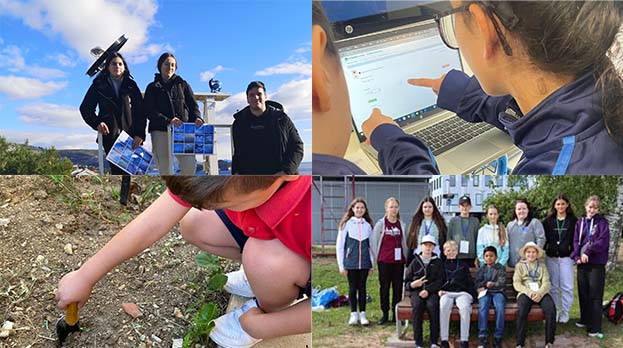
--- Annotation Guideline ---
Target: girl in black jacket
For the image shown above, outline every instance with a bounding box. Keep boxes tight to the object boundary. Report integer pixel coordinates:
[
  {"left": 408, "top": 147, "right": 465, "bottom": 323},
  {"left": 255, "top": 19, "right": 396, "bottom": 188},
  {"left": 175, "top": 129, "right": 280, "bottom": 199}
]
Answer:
[
  {"left": 80, "top": 52, "right": 145, "bottom": 204},
  {"left": 143, "top": 53, "right": 203, "bottom": 175}
]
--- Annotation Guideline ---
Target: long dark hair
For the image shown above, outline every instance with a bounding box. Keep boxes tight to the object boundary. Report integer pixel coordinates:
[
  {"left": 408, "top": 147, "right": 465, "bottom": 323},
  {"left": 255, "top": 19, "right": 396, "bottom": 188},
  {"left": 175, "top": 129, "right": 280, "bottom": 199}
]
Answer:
[
  {"left": 339, "top": 197, "right": 374, "bottom": 230},
  {"left": 546, "top": 193, "right": 575, "bottom": 219},
  {"left": 99, "top": 52, "right": 131, "bottom": 79},
  {"left": 157, "top": 52, "right": 177, "bottom": 73},
  {"left": 511, "top": 198, "right": 534, "bottom": 226},
  {"left": 469, "top": 1, "right": 623, "bottom": 146},
  {"left": 407, "top": 197, "right": 447, "bottom": 248}
]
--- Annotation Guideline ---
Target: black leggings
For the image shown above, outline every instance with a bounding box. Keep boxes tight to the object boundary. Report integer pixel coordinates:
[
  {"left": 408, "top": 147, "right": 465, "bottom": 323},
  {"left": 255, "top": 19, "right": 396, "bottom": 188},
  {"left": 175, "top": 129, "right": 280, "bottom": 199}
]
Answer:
[
  {"left": 577, "top": 264, "right": 606, "bottom": 333},
  {"left": 411, "top": 292, "right": 440, "bottom": 347},
  {"left": 378, "top": 262, "right": 404, "bottom": 316},
  {"left": 516, "top": 294, "right": 556, "bottom": 346},
  {"left": 347, "top": 269, "right": 369, "bottom": 312}
]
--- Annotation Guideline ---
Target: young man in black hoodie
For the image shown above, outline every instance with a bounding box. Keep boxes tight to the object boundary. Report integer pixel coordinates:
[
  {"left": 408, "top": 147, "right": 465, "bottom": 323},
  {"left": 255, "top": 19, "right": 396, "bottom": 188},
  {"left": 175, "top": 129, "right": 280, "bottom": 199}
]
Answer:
[{"left": 231, "top": 81, "right": 304, "bottom": 174}]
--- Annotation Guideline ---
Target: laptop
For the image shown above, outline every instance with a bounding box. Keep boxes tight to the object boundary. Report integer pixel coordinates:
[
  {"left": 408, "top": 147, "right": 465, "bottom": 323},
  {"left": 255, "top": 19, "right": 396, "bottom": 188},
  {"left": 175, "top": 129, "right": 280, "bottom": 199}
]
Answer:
[{"left": 329, "top": 2, "right": 518, "bottom": 174}]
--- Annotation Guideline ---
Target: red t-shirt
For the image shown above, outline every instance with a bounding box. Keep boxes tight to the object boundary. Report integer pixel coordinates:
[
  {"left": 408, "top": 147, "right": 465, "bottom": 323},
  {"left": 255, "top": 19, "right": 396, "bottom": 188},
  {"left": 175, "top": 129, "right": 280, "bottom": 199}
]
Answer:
[
  {"left": 377, "top": 218, "right": 405, "bottom": 264},
  {"left": 167, "top": 176, "right": 311, "bottom": 261}
]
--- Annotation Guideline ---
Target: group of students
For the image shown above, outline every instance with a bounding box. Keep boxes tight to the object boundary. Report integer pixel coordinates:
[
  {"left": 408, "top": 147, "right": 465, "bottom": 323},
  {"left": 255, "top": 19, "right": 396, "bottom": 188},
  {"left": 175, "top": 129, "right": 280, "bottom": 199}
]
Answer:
[
  {"left": 312, "top": 1, "right": 623, "bottom": 175},
  {"left": 336, "top": 194, "right": 611, "bottom": 348}
]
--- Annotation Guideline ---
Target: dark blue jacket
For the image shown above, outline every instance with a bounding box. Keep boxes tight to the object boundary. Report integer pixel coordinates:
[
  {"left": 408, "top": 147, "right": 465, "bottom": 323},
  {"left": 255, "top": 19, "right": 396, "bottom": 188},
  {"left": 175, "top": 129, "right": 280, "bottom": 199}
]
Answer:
[
  {"left": 438, "top": 69, "right": 623, "bottom": 174},
  {"left": 312, "top": 153, "right": 366, "bottom": 175}
]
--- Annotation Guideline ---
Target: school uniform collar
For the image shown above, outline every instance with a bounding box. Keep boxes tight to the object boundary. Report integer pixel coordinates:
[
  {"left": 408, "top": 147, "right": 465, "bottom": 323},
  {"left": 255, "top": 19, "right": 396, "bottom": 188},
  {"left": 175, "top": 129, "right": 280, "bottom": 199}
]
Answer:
[
  {"left": 255, "top": 176, "right": 310, "bottom": 229},
  {"left": 497, "top": 70, "right": 603, "bottom": 158}
]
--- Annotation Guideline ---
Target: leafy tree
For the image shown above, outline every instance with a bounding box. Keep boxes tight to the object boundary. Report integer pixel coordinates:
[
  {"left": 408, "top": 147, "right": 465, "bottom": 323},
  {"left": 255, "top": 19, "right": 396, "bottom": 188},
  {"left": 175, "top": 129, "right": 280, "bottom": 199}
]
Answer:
[{"left": 0, "top": 136, "right": 73, "bottom": 174}]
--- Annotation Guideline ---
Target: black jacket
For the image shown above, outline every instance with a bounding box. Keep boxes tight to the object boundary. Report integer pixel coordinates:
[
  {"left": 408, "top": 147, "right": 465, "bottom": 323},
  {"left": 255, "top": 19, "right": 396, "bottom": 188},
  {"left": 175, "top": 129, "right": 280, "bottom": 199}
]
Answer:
[
  {"left": 441, "top": 259, "right": 476, "bottom": 298},
  {"left": 404, "top": 253, "right": 444, "bottom": 294},
  {"left": 475, "top": 263, "right": 506, "bottom": 294},
  {"left": 143, "top": 74, "right": 202, "bottom": 132},
  {"left": 231, "top": 101, "right": 304, "bottom": 174},
  {"left": 543, "top": 214, "right": 578, "bottom": 258},
  {"left": 80, "top": 73, "right": 145, "bottom": 144}
]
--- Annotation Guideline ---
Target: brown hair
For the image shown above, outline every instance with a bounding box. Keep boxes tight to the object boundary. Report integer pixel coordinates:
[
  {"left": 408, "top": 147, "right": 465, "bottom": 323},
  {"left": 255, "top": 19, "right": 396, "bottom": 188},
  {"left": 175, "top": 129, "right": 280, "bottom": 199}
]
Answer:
[
  {"left": 157, "top": 52, "right": 177, "bottom": 72},
  {"left": 338, "top": 197, "right": 374, "bottom": 230},
  {"left": 546, "top": 193, "right": 576, "bottom": 218},
  {"left": 163, "top": 176, "right": 279, "bottom": 209},
  {"left": 486, "top": 204, "right": 507, "bottom": 247},
  {"left": 471, "top": 1, "right": 623, "bottom": 145},
  {"left": 100, "top": 52, "right": 131, "bottom": 78},
  {"left": 312, "top": 1, "right": 338, "bottom": 57},
  {"left": 407, "top": 197, "right": 447, "bottom": 249}
]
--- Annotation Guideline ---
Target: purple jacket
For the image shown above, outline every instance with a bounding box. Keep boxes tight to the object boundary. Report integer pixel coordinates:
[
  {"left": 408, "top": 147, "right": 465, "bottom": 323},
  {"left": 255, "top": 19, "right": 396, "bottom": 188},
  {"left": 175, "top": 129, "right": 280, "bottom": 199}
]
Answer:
[{"left": 571, "top": 214, "right": 610, "bottom": 265}]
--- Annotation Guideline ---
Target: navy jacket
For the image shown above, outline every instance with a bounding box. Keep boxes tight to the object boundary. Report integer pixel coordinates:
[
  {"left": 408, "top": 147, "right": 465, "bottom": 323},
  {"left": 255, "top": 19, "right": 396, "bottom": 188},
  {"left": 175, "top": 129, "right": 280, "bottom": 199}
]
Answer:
[
  {"left": 438, "top": 69, "right": 623, "bottom": 174},
  {"left": 312, "top": 153, "right": 366, "bottom": 175}
]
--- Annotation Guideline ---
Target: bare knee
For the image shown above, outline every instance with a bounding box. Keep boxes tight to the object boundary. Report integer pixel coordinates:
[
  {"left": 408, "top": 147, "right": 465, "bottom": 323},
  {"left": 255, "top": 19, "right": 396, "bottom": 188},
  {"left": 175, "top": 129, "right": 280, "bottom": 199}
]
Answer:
[{"left": 179, "top": 210, "right": 205, "bottom": 245}]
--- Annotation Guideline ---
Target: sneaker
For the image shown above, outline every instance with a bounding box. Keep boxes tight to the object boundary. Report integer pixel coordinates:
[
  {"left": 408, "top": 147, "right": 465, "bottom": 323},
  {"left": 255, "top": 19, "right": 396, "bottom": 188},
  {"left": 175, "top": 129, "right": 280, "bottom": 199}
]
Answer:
[
  {"left": 431, "top": 345, "right": 441, "bottom": 348},
  {"left": 558, "top": 312, "right": 569, "bottom": 324},
  {"left": 516, "top": 345, "right": 525, "bottom": 348},
  {"left": 223, "top": 269, "right": 254, "bottom": 298},
  {"left": 477, "top": 337, "right": 488, "bottom": 348},
  {"left": 545, "top": 344, "right": 553, "bottom": 348},
  {"left": 359, "top": 311, "right": 370, "bottom": 326},
  {"left": 441, "top": 341, "right": 450, "bottom": 348},
  {"left": 575, "top": 322, "right": 586, "bottom": 328},
  {"left": 588, "top": 332, "right": 604, "bottom": 339},
  {"left": 209, "top": 299, "right": 262, "bottom": 348},
  {"left": 493, "top": 338, "right": 503, "bottom": 348},
  {"left": 460, "top": 341, "right": 469, "bottom": 348},
  {"left": 378, "top": 312, "right": 388, "bottom": 325},
  {"left": 348, "top": 312, "right": 359, "bottom": 325}
]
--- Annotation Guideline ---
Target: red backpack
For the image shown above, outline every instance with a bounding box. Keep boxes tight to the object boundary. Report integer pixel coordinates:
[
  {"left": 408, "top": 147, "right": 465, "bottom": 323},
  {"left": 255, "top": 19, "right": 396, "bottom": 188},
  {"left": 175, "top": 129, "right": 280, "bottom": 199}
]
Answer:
[{"left": 603, "top": 292, "right": 623, "bottom": 324}]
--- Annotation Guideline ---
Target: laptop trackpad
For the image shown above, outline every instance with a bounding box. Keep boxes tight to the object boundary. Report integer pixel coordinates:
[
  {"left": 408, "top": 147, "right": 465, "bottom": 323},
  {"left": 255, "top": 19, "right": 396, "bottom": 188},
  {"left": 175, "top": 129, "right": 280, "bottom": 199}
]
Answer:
[{"left": 439, "top": 136, "right": 506, "bottom": 170}]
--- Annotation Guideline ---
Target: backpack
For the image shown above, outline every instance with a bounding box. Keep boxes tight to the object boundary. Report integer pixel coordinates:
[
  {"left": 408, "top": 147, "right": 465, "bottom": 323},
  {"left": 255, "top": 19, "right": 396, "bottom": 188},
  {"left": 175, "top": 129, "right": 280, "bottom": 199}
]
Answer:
[{"left": 603, "top": 291, "right": 623, "bottom": 324}]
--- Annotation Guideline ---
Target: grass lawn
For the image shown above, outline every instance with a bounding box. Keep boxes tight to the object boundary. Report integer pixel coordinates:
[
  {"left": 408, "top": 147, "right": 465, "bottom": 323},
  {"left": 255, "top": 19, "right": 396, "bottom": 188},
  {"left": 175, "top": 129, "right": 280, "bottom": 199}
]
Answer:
[{"left": 313, "top": 245, "right": 623, "bottom": 348}]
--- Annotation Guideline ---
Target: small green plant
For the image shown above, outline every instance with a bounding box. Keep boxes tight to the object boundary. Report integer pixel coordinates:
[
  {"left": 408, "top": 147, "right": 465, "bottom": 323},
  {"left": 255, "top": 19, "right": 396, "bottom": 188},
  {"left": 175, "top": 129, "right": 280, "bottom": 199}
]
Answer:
[{"left": 183, "top": 252, "right": 228, "bottom": 347}]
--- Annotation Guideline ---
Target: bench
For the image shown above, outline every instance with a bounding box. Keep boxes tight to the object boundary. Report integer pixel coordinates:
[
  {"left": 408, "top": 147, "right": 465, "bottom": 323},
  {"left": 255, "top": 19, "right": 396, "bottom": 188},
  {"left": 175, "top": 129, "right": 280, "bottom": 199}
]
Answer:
[{"left": 395, "top": 267, "right": 545, "bottom": 338}]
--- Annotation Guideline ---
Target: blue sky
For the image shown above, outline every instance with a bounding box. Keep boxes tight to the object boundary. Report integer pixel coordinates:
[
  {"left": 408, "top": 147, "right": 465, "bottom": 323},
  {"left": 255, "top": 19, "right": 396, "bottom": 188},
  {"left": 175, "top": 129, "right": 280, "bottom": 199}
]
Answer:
[{"left": 0, "top": 0, "right": 311, "bottom": 162}]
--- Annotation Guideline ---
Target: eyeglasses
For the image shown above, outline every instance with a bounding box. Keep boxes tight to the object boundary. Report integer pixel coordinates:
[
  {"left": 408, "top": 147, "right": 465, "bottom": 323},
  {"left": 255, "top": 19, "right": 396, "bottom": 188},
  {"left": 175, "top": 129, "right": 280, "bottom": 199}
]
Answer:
[{"left": 434, "top": 2, "right": 517, "bottom": 56}]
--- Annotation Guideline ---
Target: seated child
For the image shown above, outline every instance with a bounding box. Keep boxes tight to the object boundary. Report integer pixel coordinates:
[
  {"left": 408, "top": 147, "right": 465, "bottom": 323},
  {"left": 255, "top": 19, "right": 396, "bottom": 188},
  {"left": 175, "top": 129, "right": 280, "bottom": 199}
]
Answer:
[
  {"left": 513, "top": 242, "right": 556, "bottom": 348},
  {"left": 404, "top": 235, "right": 444, "bottom": 348},
  {"left": 56, "top": 176, "right": 311, "bottom": 348},
  {"left": 476, "top": 246, "right": 507, "bottom": 348},
  {"left": 438, "top": 241, "right": 476, "bottom": 348}
]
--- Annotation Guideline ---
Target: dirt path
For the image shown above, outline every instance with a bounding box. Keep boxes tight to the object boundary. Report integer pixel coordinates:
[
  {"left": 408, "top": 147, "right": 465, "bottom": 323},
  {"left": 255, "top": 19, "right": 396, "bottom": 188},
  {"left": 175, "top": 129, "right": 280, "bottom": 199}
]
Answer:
[{"left": 0, "top": 176, "right": 233, "bottom": 347}]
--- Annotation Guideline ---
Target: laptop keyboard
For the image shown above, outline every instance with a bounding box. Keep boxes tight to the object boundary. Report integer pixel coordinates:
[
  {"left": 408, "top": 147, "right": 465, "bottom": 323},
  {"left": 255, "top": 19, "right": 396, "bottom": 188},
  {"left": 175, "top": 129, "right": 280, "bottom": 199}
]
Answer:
[{"left": 412, "top": 117, "right": 494, "bottom": 155}]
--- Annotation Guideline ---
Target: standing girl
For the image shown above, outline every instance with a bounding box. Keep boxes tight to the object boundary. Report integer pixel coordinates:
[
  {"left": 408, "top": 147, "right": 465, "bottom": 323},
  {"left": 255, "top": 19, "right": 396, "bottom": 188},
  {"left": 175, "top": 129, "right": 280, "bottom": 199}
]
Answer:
[
  {"left": 542, "top": 194, "right": 577, "bottom": 323},
  {"left": 506, "top": 199, "right": 545, "bottom": 267},
  {"left": 144, "top": 52, "right": 203, "bottom": 175},
  {"left": 406, "top": 197, "right": 447, "bottom": 264},
  {"left": 571, "top": 195, "right": 610, "bottom": 338},
  {"left": 336, "top": 197, "right": 375, "bottom": 326},
  {"left": 372, "top": 197, "right": 408, "bottom": 325},
  {"left": 477, "top": 204, "right": 509, "bottom": 266}
]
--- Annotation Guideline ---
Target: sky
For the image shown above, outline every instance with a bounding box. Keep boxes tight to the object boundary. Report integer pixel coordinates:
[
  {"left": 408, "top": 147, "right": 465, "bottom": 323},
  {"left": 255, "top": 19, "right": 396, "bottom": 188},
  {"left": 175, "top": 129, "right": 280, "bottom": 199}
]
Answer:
[{"left": 0, "top": 0, "right": 311, "bottom": 163}]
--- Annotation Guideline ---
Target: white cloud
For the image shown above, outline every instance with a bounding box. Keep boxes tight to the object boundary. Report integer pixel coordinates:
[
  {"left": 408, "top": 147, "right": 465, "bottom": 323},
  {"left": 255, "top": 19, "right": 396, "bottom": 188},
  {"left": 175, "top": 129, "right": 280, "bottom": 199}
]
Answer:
[
  {"left": 199, "top": 65, "right": 233, "bottom": 82},
  {"left": 0, "top": 0, "right": 166, "bottom": 65},
  {"left": 0, "top": 129, "right": 96, "bottom": 150},
  {"left": 0, "top": 45, "right": 66, "bottom": 79},
  {"left": 270, "top": 78, "right": 311, "bottom": 121},
  {"left": 48, "top": 53, "right": 77, "bottom": 68},
  {"left": 255, "top": 61, "right": 311, "bottom": 77},
  {"left": 0, "top": 76, "right": 67, "bottom": 99},
  {"left": 17, "top": 103, "right": 82, "bottom": 128}
]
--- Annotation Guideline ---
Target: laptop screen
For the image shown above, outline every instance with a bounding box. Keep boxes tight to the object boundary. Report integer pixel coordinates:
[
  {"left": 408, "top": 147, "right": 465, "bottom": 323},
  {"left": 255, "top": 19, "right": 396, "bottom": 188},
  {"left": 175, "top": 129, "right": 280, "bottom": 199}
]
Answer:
[{"left": 336, "top": 20, "right": 463, "bottom": 141}]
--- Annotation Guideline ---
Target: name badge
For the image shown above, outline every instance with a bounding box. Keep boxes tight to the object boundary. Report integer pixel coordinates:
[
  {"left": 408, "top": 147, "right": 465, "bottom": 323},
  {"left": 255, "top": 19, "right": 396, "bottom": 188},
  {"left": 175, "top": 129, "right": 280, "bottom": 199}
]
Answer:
[
  {"left": 394, "top": 248, "right": 402, "bottom": 261},
  {"left": 528, "top": 282, "right": 539, "bottom": 292},
  {"left": 478, "top": 289, "right": 488, "bottom": 299},
  {"left": 460, "top": 240, "right": 469, "bottom": 254}
]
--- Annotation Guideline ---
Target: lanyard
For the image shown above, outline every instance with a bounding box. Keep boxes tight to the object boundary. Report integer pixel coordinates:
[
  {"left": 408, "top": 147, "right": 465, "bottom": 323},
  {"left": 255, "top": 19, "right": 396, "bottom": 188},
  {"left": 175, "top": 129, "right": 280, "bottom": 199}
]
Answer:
[
  {"left": 385, "top": 218, "right": 401, "bottom": 249},
  {"left": 555, "top": 217, "right": 566, "bottom": 241},
  {"left": 520, "top": 221, "right": 529, "bottom": 234},
  {"left": 415, "top": 255, "right": 428, "bottom": 278},
  {"left": 424, "top": 219, "right": 433, "bottom": 235},
  {"left": 525, "top": 262, "right": 540, "bottom": 282},
  {"left": 460, "top": 218, "right": 470, "bottom": 239},
  {"left": 445, "top": 258, "right": 460, "bottom": 280},
  {"left": 580, "top": 217, "right": 594, "bottom": 243}
]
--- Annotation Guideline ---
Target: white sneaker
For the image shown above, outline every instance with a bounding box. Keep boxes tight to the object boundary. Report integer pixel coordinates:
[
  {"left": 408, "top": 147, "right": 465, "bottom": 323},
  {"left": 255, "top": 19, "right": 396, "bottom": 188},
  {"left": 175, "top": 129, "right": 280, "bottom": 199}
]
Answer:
[
  {"left": 558, "top": 312, "right": 569, "bottom": 323},
  {"left": 209, "top": 299, "right": 262, "bottom": 348},
  {"left": 359, "top": 311, "right": 369, "bottom": 326},
  {"left": 224, "top": 269, "right": 255, "bottom": 298},
  {"left": 588, "top": 332, "right": 604, "bottom": 339},
  {"left": 575, "top": 322, "right": 586, "bottom": 328},
  {"left": 348, "top": 312, "right": 359, "bottom": 325}
]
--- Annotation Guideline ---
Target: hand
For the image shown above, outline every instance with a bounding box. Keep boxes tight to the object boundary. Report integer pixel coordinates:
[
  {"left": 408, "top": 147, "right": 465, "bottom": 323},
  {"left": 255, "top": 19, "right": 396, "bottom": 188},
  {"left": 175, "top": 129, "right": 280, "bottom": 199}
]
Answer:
[
  {"left": 361, "top": 108, "right": 398, "bottom": 144},
  {"left": 407, "top": 74, "right": 447, "bottom": 95},
  {"left": 419, "top": 290, "right": 429, "bottom": 299},
  {"left": 171, "top": 117, "right": 183, "bottom": 127},
  {"left": 477, "top": 287, "right": 485, "bottom": 293},
  {"left": 132, "top": 136, "right": 143, "bottom": 150},
  {"left": 576, "top": 258, "right": 582, "bottom": 265},
  {"left": 438, "top": 290, "right": 446, "bottom": 297},
  {"left": 56, "top": 270, "right": 95, "bottom": 310},
  {"left": 340, "top": 270, "right": 347, "bottom": 276},
  {"left": 486, "top": 281, "right": 494, "bottom": 289},
  {"left": 411, "top": 276, "right": 428, "bottom": 288},
  {"left": 532, "top": 293, "right": 542, "bottom": 303},
  {"left": 474, "top": 258, "right": 479, "bottom": 268},
  {"left": 581, "top": 253, "right": 589, "bottom": 263},
  {"left": 195, "top": 118, "right": 204, "bottom": 127},
  {"left": 97, "top": 122, "right": 110, "bottom": 135},
  {"left": 368, "top": 268, "right": 373, "bottom": 276}
]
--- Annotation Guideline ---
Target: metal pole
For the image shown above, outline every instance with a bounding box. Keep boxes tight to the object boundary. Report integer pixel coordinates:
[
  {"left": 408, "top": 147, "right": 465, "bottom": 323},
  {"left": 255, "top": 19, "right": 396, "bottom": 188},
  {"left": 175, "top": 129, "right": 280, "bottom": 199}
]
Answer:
[
  {"left": 167, "top": 125, "right": 174, "bottom": 175},
  {"left": 97, "top": 132, "right": 104, "bottom": 175}
]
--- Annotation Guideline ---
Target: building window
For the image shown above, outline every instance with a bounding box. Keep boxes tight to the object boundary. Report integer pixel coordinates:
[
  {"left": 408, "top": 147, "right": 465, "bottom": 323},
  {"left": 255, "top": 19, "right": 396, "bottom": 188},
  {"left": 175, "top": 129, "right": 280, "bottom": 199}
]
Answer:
[
  {"left": 473, "top": 175, "right": 480, "bottom": 187},
  {"left": 476, "top": 193, "right": 483, "bottom": 206},
  {"left": 485, "top": 175, "right": 493, "bottom": 188},
  {"left": 461, "top": 175, "right": 469, "bottom": 187},
  {"left": 497, "top": 176, "right": 504, "bottom": 187},
  {"left": 449, "top": 176, "right": 456, "bottom": 187}
]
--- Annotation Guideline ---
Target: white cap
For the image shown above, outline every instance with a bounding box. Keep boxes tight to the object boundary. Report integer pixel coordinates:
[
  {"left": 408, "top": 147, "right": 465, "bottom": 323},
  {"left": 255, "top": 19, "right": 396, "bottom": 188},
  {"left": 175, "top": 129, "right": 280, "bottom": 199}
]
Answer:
[{"left": 421, "top": 234, "right": 437, "bottom": 246}]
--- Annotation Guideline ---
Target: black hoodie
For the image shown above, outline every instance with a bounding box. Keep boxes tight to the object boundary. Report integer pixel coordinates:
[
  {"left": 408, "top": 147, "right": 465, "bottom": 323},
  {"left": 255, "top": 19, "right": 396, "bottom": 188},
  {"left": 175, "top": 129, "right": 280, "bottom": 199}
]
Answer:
[{"left": 143, "top": 73, "right": 202, "bottom": 132}]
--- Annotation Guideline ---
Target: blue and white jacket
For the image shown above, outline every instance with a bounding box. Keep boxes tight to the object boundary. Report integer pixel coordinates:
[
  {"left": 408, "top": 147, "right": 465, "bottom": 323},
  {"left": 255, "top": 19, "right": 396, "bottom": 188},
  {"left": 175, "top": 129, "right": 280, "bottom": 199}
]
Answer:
[{"left": 336, "top": 217, "right": 374, "bottom": 271}]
